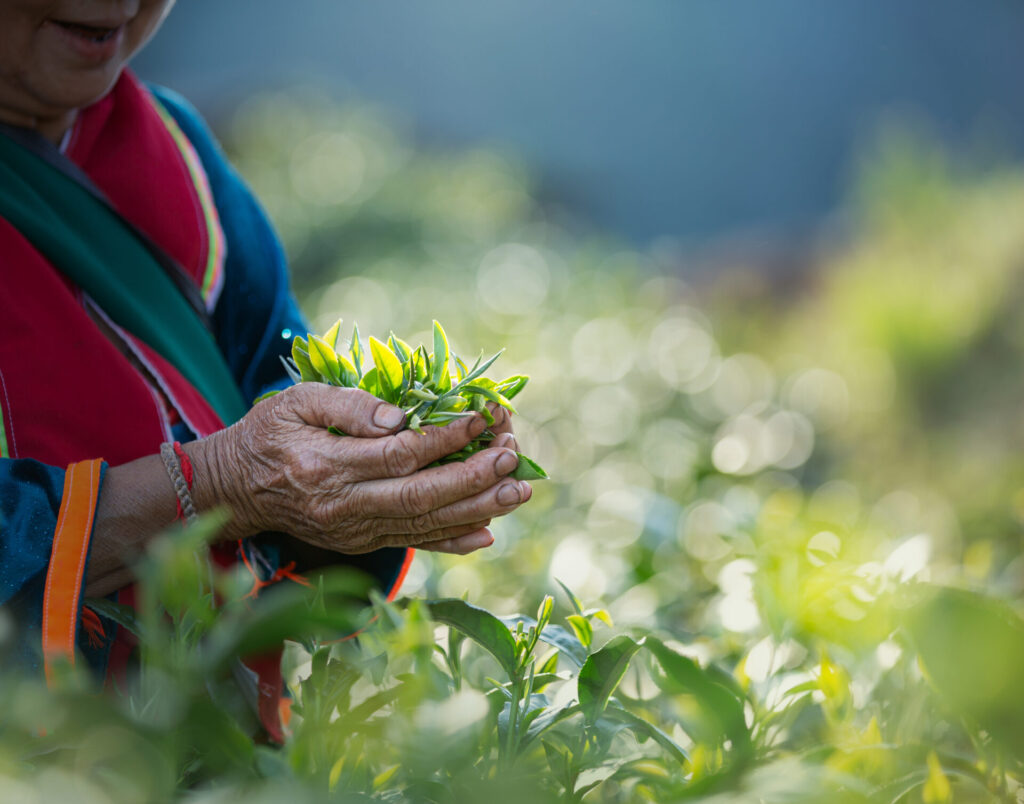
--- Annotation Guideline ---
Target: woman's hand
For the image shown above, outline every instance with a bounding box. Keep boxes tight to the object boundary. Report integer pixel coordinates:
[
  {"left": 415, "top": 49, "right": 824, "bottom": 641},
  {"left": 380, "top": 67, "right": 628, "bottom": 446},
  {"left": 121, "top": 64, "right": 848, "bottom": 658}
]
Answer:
[{"left": 187, "top": 383, "right": 531, "bottom": 556}]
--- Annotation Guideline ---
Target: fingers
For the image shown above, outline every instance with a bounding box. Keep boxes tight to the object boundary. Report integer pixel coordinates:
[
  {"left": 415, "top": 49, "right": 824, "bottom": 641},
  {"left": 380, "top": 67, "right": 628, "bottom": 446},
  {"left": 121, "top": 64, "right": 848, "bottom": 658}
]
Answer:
[
  {"left": 486, "top": 403, "right": 515, "bottom": 439},
  {"left": 487, "top": 431, "right": 519, "bottom": 454},
  {"left": 285, "top": 384, "right": 406, "bottom": 437},
  {"left": 374, "top": 477, "right": 532, "bottom": 541},
  {"left": 358, "top": 446, "right": 520, "bottom": 517},
  {"left": 418, "top": 528, "right": 495, "bottom": 555},
  {"left": 342, "top": 413, "right": 489, "bottom": 480}
]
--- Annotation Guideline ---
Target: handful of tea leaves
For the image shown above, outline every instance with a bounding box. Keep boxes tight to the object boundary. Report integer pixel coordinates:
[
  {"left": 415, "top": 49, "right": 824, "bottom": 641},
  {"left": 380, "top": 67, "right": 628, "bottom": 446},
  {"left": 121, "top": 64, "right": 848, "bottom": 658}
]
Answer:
[{"left": 257, "top": 320, "right": 547, "bottom": 481}]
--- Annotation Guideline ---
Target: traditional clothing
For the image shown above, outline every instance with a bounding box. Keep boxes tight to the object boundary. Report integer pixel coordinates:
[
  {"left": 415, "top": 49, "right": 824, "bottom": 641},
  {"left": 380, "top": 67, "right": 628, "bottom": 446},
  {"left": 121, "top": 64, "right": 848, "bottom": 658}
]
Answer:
[{"left": 0, "top": 71, "right": 412, "bottom": 739}]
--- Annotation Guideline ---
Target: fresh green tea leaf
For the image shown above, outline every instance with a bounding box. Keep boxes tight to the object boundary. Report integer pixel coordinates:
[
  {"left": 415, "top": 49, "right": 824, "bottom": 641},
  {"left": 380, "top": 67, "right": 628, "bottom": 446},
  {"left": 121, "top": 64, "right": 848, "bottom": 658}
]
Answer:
[
  {"left": 496, "top": 375, "right": 529, "bottom": 400},
  {"left": 425, "top": 598, "right": 518, "bottom": 678},
  {"left": 308, "top": 335, "right": 342, "bottom": 385},
  {"left": 578, "top": 635, "right": 645, "bottom": 722},
  {"left": 646, "top": 637, "right": 750, "bottom": 751},
  {"left": 349, "top": 322, "right": 365, "bottom": 377},
  {"left": 566, "top": 614, "right": 594, "bottom": 649},
  {"left": 370, "top": 336, "right": 404, "bottom": 402},
  {"left": 322, "top": 318, "right": 343, "bottom": 351},
  {"left": 432, "top": 320, "right": 451, "bottom": 392},
  {"left": 512, "top": 453, "right": 549, "bottom": 480}
]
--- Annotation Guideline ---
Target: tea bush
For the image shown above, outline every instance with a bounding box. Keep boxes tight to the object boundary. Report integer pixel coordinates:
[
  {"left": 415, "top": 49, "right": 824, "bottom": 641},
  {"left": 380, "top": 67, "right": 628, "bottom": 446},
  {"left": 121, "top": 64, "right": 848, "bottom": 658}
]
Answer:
[{"left": 2, "top": 93, "right": 1024, "bottom": 801}]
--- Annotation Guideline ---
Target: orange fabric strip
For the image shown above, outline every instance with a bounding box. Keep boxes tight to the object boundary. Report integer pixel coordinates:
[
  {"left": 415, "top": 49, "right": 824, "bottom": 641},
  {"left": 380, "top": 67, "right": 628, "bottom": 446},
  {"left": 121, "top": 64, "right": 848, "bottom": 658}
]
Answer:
[
  {"left": 42, "top": 458, "right": 103, "bottom": 685},
  {"left": 387, "top": 548, "right": 415, "bottom": 602}
]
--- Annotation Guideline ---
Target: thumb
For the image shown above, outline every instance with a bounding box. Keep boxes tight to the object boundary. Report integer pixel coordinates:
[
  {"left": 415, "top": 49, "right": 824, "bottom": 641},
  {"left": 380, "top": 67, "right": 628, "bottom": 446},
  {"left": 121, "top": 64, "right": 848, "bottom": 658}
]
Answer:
[{"left": 289, "top": 384, "right": 406, "bottom": 437}]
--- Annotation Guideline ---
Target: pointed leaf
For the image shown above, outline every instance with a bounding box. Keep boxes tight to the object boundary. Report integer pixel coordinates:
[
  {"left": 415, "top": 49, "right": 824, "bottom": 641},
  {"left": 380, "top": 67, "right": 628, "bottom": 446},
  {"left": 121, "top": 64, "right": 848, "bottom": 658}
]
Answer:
[
  {"left": 280, "top": 355, "right": 303, "bottom": 384},
  {"left": 290, "top": 341, "right": 319, "bottom": 383},
  {"left": 349, "top": 323, "right": 365, "bottom": 377},
  {"left": 603, "top": 704, "right": 689, "bottom": 765},
  {"left": 512, "top": 453, "right": 548, "bottom": 480},
  {"left": 555, "top": 579, "right": 585, "bottom": 616},
  {"left": 425, "top": 598, "right": 518, "bottom": 678},
  {"left": 308, "top": 335, "right": 342, "bottom": 385},
  {"left": 463, "top": 384, "right": 518, "bottom": 414},
  {"left": 336, "top": 354, "right": 359, "bottom": 387},
  {"left": 388, "top": 333, "right": 412, "bottom": 363},
  {"left": 578, "top": 635, "right": 644, "bottom": 722},
  {"left": 358, "top": 367, "right": 380, "bottom": 397},
  {"left": 496, "top": 375, "right": 529, "bottom": 400},
  {"left": 323, "top": 319, "right": 343, "bottom": 351},
  {"left": 370, "top": 336, "right": 404, "bottom": 402},
  {"left": 646, "top": 637, "right": 749, "bottom": 750},
  {"left": 432, "top": 320, "right": 451, "bottom": 391},
  {"left": 566, "top": 614, "right": 593, "bottom": 649}
]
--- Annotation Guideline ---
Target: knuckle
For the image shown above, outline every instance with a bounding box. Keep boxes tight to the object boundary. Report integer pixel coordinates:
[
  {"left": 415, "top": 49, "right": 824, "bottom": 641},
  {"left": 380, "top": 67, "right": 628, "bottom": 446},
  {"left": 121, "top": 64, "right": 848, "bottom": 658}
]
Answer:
[
  {"left": 382, "top": 437, "right": 420, "bottom": 477},
  {"left": 410, "top": 509, "right": 443, "bottom": 534},
  {"left": 307, "top": 506, "right": 335, "bottom": 532},
  {"left": 398, "top": 480, "right": 433, "bottom": 516}
]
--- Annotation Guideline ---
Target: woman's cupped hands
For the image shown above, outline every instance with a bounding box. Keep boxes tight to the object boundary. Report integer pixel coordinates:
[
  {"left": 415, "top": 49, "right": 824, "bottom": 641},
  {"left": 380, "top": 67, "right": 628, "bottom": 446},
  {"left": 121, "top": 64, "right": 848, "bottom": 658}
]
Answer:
[{"left": 189, "top": 383, "right": 532, "bottom": 556}]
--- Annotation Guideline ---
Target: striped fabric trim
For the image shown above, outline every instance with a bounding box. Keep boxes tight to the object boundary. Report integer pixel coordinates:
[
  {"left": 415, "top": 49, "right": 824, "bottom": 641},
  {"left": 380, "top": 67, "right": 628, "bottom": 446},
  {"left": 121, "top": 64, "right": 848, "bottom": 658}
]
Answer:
[
  {"left": 0, "top": 406, "right": 9, "bottom": 459},
  {"left": 42, "top": 458, "right": 104, "bottom": 684},
  {"left": 149, "top": 99, "right": 227, "bottom": 311},
  {"left": 0, "top": 368, "right": 13, "bottom": 458}
]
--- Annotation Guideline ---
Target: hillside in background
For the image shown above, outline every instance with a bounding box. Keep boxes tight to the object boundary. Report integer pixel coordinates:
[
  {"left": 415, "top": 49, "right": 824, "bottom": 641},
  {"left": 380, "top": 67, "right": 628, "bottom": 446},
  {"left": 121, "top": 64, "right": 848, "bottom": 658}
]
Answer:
[{"left": 135, "top": 0, "right": 1024, "bottom": 258}]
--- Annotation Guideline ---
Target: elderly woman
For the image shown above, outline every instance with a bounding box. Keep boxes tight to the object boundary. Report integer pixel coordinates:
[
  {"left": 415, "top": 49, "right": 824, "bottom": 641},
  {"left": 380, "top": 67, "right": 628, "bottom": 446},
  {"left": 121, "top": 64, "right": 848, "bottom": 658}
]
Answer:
[{"left": 0, "top": 0, "right": 531, "bottom": 738}]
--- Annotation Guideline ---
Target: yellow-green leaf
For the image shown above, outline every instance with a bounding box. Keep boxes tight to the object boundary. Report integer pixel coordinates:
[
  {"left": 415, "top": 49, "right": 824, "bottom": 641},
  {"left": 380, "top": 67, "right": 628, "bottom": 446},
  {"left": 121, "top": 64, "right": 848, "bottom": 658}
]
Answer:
[
  {"left": 370, "top": 336, "right": 404, "bottom": 401},
  {"left": 336, "top": 353, "right": 359, "bottom": 387},
  {"left": 922, "top": 751, "right": 951, "bottom": 803},
  {"left": 388, "top": 333, "right": 413, "bottom": 363},
  {"left": 496, "top": 374, "right": 529, "bottom": 400},
  {"left": 291, "top": 343, "right": 319, "bottom": 383},
  {"left": 566, "top": 614, "right": 593, "bottom": 648},
  {"left": 350, "top": 322, "right": 365, "bottom": 377},
  {"left": 308, "top": 335, "right": 342, "bottom": 384},
  {"left": 322, "top": 318, "right": 343, "bottom": 351},
  {"left": 432, "top": 320, "right": 451, "bottom": 391}
]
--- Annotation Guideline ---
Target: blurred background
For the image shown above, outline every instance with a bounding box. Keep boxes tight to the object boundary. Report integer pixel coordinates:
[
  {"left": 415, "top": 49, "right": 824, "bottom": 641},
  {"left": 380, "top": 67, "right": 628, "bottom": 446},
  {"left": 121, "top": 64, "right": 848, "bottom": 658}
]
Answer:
[{"left": 136, "top": 1, "right": 1024, "bottom": 663}]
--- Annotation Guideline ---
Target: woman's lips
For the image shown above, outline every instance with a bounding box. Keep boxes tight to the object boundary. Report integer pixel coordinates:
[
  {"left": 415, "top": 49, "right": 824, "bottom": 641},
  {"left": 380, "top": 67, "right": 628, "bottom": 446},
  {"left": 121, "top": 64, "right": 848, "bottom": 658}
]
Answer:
[{"left": 44, "top": 19, "right": 126, "bottom": 63}]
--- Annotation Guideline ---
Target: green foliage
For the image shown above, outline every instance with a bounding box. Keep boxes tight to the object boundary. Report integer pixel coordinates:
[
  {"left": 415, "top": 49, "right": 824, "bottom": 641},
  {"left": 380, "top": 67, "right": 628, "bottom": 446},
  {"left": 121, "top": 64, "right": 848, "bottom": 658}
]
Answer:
[
  {"left": 260, "top": 319, "right": 547, "bottom": 480},
  {"left": 4, "top": 97, "right": 1024, "bottom": 800}
]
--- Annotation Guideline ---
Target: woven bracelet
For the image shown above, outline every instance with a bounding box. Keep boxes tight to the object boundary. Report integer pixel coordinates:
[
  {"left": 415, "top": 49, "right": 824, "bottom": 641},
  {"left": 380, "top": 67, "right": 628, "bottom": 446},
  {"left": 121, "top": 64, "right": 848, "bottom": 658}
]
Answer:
[{"left": 160, "top": 441, "right": 198, "bottom": 525}]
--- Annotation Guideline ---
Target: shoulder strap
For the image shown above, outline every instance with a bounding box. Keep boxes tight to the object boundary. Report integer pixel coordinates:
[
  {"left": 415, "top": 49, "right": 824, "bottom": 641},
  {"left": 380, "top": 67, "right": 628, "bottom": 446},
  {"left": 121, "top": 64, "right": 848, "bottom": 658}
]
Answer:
[{"left": 0, "top": 126, "right": 248, "bottom": 425}]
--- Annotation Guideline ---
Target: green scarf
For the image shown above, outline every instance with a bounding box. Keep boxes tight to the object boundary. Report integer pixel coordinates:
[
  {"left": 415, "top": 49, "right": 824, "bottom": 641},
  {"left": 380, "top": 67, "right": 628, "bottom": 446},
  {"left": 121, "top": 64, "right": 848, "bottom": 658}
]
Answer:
[{"left": 0, "top": 130, "right": 247, "bottom": 425}]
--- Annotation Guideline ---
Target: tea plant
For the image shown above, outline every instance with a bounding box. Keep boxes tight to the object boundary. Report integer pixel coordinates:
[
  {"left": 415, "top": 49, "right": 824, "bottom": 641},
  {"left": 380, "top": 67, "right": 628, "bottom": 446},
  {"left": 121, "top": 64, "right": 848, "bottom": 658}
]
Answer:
[{"left": 257, "top": 318, "right": 546, "bottom": 480}]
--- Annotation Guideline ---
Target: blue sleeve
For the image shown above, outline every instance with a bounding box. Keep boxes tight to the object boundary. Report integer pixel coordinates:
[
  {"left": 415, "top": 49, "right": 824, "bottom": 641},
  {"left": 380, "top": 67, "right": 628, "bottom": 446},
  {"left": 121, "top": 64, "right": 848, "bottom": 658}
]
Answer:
[
  {"left": 0, "top": 458, "right": 108, "bottom": 672},
  {"left": 148, "top": 86, "right": 410, "bottom": 599},
  {"left": 149, "top": 85, "right": 309, "bottom": 406}
]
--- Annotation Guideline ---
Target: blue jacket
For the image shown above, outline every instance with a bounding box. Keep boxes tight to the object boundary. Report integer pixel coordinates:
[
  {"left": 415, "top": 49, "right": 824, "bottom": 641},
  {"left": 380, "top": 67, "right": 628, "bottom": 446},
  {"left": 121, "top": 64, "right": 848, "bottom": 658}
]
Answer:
[{"left": 0, "top": 86, "right": 406, "bottom": 674}]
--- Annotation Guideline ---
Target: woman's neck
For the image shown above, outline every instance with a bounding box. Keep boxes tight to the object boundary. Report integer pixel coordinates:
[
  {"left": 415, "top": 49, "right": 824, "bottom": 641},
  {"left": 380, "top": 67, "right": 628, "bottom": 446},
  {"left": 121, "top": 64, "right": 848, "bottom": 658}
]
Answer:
[{"left": 0, "top": 106, "right": 76, "bottom": 145}]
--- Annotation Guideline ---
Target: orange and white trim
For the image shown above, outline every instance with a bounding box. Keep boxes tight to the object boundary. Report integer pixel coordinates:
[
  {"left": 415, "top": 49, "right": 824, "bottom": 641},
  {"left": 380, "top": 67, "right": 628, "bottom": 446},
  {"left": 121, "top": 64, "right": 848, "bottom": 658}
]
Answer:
[{"left": 42, "top": 458, "right": 103, "bottom": 684}]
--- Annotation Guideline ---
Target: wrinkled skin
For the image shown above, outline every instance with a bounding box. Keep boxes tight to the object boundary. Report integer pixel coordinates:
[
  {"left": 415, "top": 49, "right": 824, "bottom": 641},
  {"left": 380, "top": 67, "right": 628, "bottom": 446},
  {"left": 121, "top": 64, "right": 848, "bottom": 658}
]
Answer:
[
  {"left": 191, "top": 384, "right": 531, "bottom": 556},
  {"left": 1, "top": 0, "right": 528, "bottom": 582}
]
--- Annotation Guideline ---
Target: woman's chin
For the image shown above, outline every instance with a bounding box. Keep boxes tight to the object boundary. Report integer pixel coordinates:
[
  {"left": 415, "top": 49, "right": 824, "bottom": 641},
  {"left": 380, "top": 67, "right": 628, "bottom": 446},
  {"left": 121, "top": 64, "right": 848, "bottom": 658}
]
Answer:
[{"left": 31, "top": 61, "right": 126, "bottom": 119}]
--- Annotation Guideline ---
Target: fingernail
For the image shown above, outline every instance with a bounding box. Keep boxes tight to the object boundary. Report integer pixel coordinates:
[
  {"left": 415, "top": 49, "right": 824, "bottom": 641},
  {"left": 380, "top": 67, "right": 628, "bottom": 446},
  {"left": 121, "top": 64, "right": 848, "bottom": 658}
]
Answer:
[
  {"left": 499, "top": 432, "right": 519, "bottom": 452},
  {"left": 519, "top": 481, "right": 533, "bottom": 501},
  {"left": 497, "top": 481, "right": 521, "bottom": 506},
  {"left": 467, "top": 414, "right": 487, "bottom": 436},
  {"left": 373, "top": 404, "right": 405, "bottom": 430},
  {"left": 495, "top": 450, "right": 518, "bottom": 476}
]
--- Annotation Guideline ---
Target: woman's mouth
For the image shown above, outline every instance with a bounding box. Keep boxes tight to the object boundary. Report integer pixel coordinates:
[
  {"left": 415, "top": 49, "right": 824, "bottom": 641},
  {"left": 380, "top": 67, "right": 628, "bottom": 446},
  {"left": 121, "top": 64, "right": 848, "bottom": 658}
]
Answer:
[
  {"left": 54, "top": 21, "right": 121, "bottom": 43},
  {"left": 46, "top": 19, "right": 126, "bottom": 62}
]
